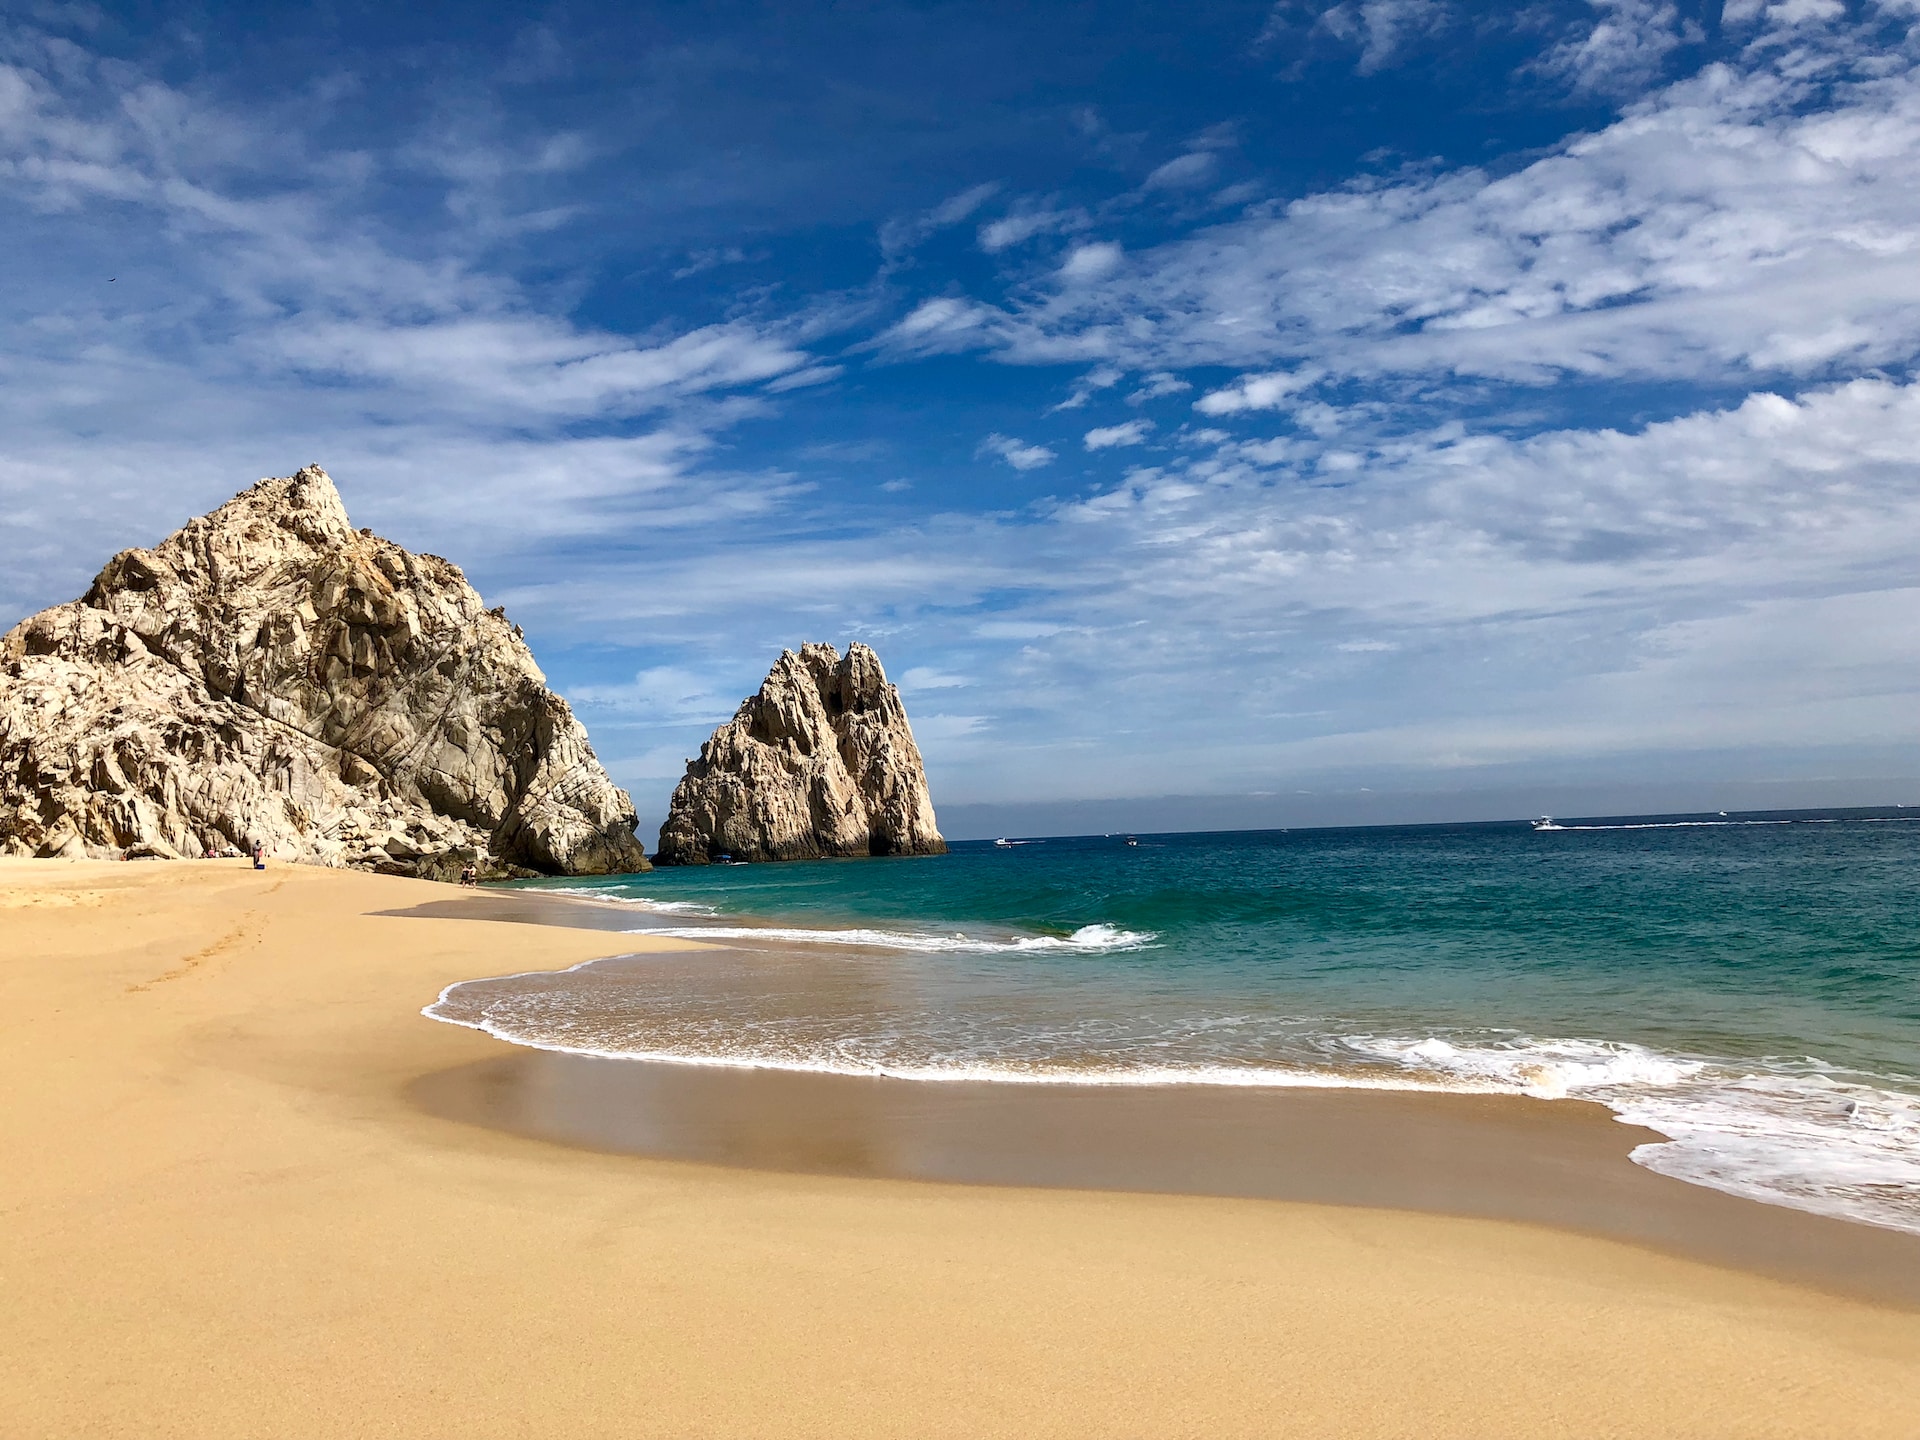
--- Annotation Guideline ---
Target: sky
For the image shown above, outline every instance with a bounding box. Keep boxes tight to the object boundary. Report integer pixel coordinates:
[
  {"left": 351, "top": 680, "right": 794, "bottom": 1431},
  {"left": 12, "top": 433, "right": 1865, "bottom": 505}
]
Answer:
[{"left": 5, "top": 0, "right": 1920, "bottom": 840}]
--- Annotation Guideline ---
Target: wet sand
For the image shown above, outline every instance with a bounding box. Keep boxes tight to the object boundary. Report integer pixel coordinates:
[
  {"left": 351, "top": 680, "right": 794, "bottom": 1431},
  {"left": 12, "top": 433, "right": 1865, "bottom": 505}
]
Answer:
[
  {"left": 413, "top": 1048, "right": 1920, "bottom": 1308},
  {"left": 8, "top": 860, "right": 1920, "bottom": 1438}
]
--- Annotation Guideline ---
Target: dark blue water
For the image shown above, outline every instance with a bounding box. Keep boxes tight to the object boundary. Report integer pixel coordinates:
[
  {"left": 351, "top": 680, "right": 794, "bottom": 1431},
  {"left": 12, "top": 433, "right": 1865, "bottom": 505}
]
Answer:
[{"left": 430, "top": 812, "right": 1920, "bottom": 1232}]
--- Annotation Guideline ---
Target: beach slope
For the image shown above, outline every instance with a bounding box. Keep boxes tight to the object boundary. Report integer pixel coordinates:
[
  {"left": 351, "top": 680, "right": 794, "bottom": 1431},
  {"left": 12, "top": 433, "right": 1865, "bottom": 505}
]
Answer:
[{"left": 3, "top": 858, "right": 1917, "bottom": 1438}]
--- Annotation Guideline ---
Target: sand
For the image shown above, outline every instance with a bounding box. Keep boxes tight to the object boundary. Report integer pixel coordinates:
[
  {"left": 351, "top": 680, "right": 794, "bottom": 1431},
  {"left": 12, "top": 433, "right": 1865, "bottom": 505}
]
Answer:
[{"left": 4, "top": 858, "right": 1918, "bottom": 1438}]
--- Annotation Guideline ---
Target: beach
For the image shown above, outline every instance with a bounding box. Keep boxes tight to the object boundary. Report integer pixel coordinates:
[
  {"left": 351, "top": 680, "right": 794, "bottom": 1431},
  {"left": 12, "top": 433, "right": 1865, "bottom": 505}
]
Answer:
[{"left": 4, "top": 858, "right": 1919, "bottom": 1438}]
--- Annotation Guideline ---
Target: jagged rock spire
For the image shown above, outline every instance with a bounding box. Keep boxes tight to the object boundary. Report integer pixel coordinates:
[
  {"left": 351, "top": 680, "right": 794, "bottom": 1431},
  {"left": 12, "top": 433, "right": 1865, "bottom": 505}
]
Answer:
[{"left": 0, "top": 467, "right": 650, "bottom": 878}]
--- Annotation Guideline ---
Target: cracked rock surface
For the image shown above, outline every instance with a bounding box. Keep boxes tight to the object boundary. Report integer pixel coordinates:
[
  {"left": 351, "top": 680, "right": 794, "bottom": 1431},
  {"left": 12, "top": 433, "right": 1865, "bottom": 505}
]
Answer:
[
  {"left": 0, "top": 466, "right": 649, "bottom": 878},
  {"left": 657, "top": 642, "right": 945, "bottom": 865}
]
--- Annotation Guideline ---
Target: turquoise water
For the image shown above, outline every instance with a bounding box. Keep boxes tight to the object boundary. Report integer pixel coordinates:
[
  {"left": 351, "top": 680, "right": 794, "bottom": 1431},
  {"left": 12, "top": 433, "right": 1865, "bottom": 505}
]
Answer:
[{"left": 430, "top": 811, "right": 1920, "bottom": 1232}]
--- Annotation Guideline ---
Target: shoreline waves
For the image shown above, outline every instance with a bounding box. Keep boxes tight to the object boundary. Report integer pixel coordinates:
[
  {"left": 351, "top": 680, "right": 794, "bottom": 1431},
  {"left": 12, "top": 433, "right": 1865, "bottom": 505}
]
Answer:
[
  {"left": 426, "top": 958, "right": 1920, "bottom": 1236},
  {"left": 427, "top": 813, "right": 1920, "bottom": 1237}
]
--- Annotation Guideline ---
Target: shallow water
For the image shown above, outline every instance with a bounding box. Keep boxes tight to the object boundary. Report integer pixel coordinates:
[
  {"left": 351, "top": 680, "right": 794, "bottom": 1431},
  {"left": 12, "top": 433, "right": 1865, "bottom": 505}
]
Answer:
[{"left": 427, "top": 811, "right": 1920, "bottom": 1234}]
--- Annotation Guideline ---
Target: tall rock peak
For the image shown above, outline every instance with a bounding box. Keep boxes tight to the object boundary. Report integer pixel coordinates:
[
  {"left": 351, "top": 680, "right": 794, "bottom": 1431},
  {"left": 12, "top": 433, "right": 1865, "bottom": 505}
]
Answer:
[
  {"left": 656, "top": 641, "right": 946, "bottom": 865},
  {"left": 1, "top": 467, "right": 650, "bottom": 878}
]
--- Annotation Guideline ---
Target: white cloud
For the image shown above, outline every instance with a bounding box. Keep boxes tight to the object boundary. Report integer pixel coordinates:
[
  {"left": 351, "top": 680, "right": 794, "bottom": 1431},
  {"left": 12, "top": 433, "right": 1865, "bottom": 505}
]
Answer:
[
  {"left": 1051, "top": 363, "right": 1125, "bottom": 411},
  {"left": 880, "top": 295, "right": 996, "bottom": 353},
  {"left": 1128, "top": 372, "right": 1192, "bottom": 403},
  {"left": 1058, "top": 241, "right": 1123, "bottom": 282},
  {"left": 1194, "top": 369, "right": 1323, "bottom": 415},
  {"left": 0, "top": 30, "right": 832, "bottom": 620},
  {"left": 928, "top": 20, "right": 1920, "bottom": 395},
  {"left": 269, "top": 316, "right": 810, "bottom": 420},
  {"left": 764, "top": 364, "right": 846, "bottom": 392},
  {"left": 912, "top": 713, "right": 990, "bottom": 741},
  {"left": 973, "top": 620, "right": 1068, "bottom": 639},
  {"left": 979, "top": 203, "right": 1087, "bottom": 252},
  {"left": 1724, "top": 0, "right": 1846, "bottom": 25},
  {"left": 1143, "top": 151, "right": 1218, "bottom": 190},
  {"left": 880, "top": 181, "right": 1002, "bottom": 256},
  {"left": 1084, "top": 419, "right": 1153, "bottom": 450},
  {"left": 570, "top": 665, "right": 740, "bottom": 722},
  {"left": 901, "top": 667, "right": 971, "bottom": 689},
  {"left": 1537, "top": 0, "right": 1692, "bottom": 97},
  {"left": 977, "top": 433, "right": 1056, "bottom": 470},
  {"left": 1315, "top": 0, "right": 1454, "bottom": 74}
]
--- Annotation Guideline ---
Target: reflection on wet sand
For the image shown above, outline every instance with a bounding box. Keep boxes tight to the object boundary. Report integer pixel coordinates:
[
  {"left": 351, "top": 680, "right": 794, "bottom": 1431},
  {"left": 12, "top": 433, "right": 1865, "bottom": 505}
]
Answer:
[{"left": 410, "top": 1043, "right": 1920, "bottom": 1310}]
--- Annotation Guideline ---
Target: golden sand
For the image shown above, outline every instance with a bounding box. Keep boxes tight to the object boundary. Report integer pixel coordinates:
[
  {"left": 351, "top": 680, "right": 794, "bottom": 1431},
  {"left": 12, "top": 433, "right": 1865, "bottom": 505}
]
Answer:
[{"left": 3, "top": 857, "right": 1917, "bottom": 1438}]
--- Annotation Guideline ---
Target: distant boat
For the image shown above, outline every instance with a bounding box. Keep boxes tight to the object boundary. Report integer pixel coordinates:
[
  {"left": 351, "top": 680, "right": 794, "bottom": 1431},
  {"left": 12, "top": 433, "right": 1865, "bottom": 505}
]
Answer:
[
  {"left": 1531, "top": 817, "right": 1564, "bottom": 832},
  {"left": 994, "top": 837, "right": 1014, "bottom": 848},
  {"left": 1123, "top": 835, "right": 1139, "bottom": 846}
]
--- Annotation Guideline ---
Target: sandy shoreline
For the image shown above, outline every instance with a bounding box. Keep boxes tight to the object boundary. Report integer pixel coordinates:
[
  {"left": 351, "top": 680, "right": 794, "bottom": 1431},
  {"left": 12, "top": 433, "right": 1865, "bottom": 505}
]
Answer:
[
  {"left": 6, "top": 859, "right": 1920, "bottom": 1437},
  {"left": 413, "top": 1047, "right": 1920, "bottom": 1309}
]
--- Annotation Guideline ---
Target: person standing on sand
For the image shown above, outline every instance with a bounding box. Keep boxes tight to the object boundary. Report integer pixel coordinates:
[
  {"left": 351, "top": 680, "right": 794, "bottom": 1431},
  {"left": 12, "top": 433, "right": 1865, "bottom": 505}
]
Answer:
[{"left": 251, "top": 840, "right": 265, "bottom": 870}]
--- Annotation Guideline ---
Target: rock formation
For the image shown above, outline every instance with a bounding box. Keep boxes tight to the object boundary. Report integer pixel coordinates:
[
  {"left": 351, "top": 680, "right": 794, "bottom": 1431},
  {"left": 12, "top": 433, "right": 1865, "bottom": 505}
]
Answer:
[
  {"left": 0, "top": 466, "right": 650, "bottom": 879},
  {"left": 656, "top": 643, "right": 946, "bottom": 865}
]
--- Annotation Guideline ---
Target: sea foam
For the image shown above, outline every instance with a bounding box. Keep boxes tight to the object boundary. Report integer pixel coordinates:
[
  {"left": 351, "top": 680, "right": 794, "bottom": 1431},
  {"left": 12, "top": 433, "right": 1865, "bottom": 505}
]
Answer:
[
  {"left": 1341, "top": 1033, "right": 1920, "bottom": 1234},
  {"left": 629, "top": 921, "right": 1158, "bottom": 954}
]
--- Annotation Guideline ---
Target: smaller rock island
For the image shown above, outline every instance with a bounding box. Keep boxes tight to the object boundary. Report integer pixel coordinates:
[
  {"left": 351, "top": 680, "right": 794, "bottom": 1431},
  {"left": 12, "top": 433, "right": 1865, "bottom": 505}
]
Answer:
[{"left": 656, "top": 642, "right": 946, "bottom": 865}]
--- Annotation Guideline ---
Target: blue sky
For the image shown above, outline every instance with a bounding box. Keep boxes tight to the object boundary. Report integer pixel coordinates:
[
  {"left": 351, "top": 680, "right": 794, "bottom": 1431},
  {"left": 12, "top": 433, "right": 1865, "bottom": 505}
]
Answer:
[{"left": 6, "top": 0, "right": 1920, "bottom": 837}]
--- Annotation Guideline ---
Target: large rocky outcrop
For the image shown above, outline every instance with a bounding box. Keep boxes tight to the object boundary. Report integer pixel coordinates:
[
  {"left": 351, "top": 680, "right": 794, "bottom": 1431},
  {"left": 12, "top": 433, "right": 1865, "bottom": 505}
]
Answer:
[
  {"left": 656, "top": 643, "right": 946, "bottom": 865},
  {"left": 0, "top": 466, "right": 650, "bottom": 879}
]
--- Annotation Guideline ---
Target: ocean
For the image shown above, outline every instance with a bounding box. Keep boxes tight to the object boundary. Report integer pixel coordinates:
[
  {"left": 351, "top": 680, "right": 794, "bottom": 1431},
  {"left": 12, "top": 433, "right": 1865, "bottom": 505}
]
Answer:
[{"left": 427, "top": 809, "right": 1920, "bottom": 1234}]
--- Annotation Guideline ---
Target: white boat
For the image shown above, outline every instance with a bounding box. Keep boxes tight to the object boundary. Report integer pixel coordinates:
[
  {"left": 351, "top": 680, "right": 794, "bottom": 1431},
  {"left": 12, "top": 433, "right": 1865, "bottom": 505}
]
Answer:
[
  {"left": 994, "top": 837, "right": 1015, "bottom": 848},
  {"left": 1531, "top": 816, "right": 1564, "bottom": 831}
]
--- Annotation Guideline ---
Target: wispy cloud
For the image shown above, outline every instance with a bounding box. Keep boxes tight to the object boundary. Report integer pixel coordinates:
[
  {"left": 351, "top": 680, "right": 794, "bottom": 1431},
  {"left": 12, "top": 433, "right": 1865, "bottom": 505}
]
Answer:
[
  {"left": 1535, "top": 0, "right": 1695, "bottom": 96},
  {"left": 0, "top": 22, "right": 842, "bottom": 618},
  {"left": 977, "top": 433, "right": 1057, "bottom": 470},
  {"left": 978, "top": 202, "right": 1088, "bottom": 253},
  {"left": 912, "top": 13, "right": 1920, "bottom": 403},
  {"left": 881, "top": 181, "right": 1002, "bottom": 257},
  {"left": 1084, "top": 419, "right": 1153, "bottom": 450},
  {"left": 1143, "top": 151, "right": 1219, "bottom": 190},
  {"left": 1313, "top": 0, "right": 1456, "bottom": 75}
]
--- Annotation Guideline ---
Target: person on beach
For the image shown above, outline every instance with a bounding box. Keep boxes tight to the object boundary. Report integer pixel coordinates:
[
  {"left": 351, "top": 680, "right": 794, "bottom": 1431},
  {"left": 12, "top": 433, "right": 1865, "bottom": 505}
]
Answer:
[
  {"left": 459, "top": 862, "right": 478, "bottom": 887},
  {"left": 251, "top": 840, "right": 265, "bottom": 870}
]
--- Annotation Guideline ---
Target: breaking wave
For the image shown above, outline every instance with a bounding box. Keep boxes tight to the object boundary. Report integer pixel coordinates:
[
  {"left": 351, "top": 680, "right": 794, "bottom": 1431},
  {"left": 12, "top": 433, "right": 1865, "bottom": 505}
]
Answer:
[{"left": 629, "top": 921, "right": 1158, "bottom": 954}]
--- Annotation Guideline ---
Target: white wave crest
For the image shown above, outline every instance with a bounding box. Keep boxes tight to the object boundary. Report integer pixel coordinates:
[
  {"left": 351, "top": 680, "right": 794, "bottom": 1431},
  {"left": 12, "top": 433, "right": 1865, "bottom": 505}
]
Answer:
[
  {"left": 629, "top": 921, "right": 1158, "bottom": 954},
  {"left": 538, "top": 888, "right": 719, "bottom": 916},
  {"left": 1347, "top": 1035, "right": 1705, "bottom": 1098},
  {"left": 1344, "top": 1033, "right": 1920, "bottom": 1234}
]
